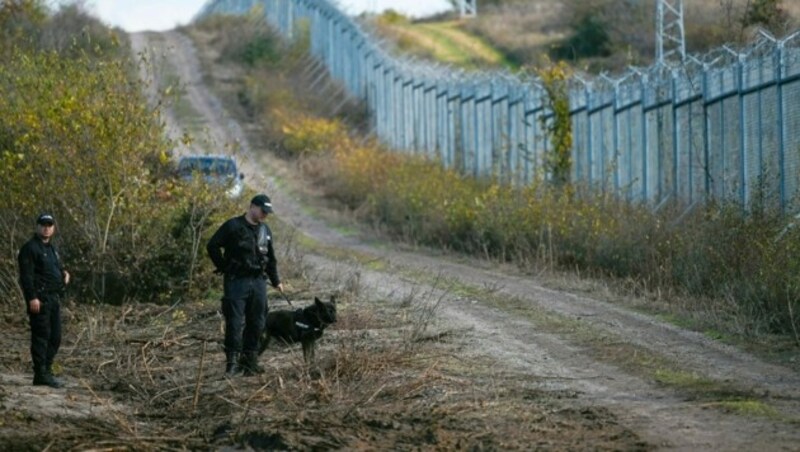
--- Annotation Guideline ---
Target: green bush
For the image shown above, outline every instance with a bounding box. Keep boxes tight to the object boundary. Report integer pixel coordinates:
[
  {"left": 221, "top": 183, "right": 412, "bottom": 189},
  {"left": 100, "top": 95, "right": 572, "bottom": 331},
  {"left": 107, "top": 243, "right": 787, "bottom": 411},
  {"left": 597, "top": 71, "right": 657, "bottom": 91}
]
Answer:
[
  {"left": 551, "top": 15, "right": 612, "bottom": 60},
  {"left": 239, "top": 35, "right": 281, "bottom": 66},
  {"left": 200, "top": 9, "right": 301, "bottom": 69},
  {"left": 377, "top": 10, "right": 409, "bottom": 26}
]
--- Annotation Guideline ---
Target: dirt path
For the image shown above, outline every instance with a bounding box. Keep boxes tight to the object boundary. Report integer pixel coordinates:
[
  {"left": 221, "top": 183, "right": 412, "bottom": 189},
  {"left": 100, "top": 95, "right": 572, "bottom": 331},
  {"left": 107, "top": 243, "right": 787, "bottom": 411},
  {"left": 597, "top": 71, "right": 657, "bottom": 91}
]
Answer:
[{"left": 130, "top": 30, "right": 800, "bottom": 450}]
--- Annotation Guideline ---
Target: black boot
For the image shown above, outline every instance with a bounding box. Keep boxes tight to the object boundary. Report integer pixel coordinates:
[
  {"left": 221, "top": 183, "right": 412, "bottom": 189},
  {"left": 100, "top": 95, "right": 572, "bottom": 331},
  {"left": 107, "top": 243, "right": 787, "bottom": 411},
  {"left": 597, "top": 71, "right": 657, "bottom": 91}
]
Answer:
[
  {"left": 225, "top": 352, "right": 241, "bottom": 376},
  {"left": 241, "top": 352, "right": 264, "bottom": 376},
  {"left": 33, "top": 366, "right": 63, "bottom": 388},
  {"left": 46, "top": 362, "right": 64, "bottom": 387}
]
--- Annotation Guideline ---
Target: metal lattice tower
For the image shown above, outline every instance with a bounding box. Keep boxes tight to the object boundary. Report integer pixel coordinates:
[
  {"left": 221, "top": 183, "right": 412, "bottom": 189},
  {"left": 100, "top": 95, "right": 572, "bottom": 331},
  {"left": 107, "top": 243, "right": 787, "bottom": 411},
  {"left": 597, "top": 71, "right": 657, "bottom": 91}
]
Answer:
[
  {"left": 459, "top": 0, "right": 477, "bottom": 18},
  {"left": 656, "top": 0, "right": 686, "bottom": 65}
]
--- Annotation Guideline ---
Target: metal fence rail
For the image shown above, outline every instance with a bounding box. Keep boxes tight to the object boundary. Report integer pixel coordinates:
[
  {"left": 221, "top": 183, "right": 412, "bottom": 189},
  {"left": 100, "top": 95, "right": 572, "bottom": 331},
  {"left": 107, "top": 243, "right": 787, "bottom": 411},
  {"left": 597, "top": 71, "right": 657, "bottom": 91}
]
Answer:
[{"left": 196, "top": 0, "right": 800, "bottom": 211}]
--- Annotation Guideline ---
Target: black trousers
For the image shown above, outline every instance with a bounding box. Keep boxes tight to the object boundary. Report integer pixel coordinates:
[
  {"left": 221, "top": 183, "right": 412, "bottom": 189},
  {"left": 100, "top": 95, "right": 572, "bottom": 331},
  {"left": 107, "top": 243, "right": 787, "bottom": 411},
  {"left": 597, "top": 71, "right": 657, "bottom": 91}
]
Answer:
[
  {"left": 28, "top": 293, "right": 61, "bottom": 371},
  {"left": 222, "top": 275, "right": 268, "bottom": 354}
]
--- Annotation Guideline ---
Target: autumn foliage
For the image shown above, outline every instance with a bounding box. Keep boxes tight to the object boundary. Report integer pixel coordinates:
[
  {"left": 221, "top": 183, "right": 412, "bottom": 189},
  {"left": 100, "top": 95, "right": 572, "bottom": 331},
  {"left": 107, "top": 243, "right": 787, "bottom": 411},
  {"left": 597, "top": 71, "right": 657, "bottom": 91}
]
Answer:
[{"left": 0, "top": 1, "right": 235, "bottom": 305}]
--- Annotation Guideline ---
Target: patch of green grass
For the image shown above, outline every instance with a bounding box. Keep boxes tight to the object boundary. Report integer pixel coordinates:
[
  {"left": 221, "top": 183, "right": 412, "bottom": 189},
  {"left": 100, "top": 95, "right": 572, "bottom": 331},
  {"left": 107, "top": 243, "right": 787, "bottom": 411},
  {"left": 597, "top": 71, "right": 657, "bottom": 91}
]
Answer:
[
  {"left": 703, "top": 329, "right": 727, "bottom": 340},
  {"left": 294, "top": 231, "right": 321, "bottom": 249},
  {"left": 201, "top": 288, "right": 223, "bottom": 304},
  {"left": 330, "top": 223, "right": 359, "bottom": 237},
  {"left": 417, "top": 22, "right": 511, "bottom": 68},
  {"left": 655, "top": 312, "right": 695, "bottom": 329},
  {"left": 710, "top": 400, "right": 780, "bottom": 418},
  {"left": 363, "top": 258, "right": 388, "bottom": 272},
  {"left": 653, "top": 312, "right": 732, "bottom": 341},
  {"left": 379, "top": 20, "right": 515, "bottom": 70}
]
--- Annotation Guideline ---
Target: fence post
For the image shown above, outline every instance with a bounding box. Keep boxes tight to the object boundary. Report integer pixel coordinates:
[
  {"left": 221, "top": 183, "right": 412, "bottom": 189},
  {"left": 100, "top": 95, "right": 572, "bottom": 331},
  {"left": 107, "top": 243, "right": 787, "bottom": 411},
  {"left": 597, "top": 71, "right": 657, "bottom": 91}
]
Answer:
[
  {"left": 446, "top": 79, "right": 461, "bottom": 170},
  {"left": 603, "top": 74, "right": 622, "bottom": 195},
  {"left": 403, "top": 75, "right": 414, "bottom": 151},
  {"left": 477, "top": 82, "right": 492, "bottom": 178},
  {"left": 736, "top": 51, "right": 748, "bottom": 209},
  {"left": 461, "top": 82, "right": 476, "bottom": 175},
  {"left": 395, "top": 69, "right": 405, "bottom": 150},
  {"left": 702, "top": 61, "right": 712, "bottom": 203},
  {"left": 583, "top": 79, "right": 594, "bottom": 188},
  {"left": 776, "top": 38, "right": 787, "bottom": 211},
  {"left": 670, "top": 68, "right": 679, "bottom": 203}
]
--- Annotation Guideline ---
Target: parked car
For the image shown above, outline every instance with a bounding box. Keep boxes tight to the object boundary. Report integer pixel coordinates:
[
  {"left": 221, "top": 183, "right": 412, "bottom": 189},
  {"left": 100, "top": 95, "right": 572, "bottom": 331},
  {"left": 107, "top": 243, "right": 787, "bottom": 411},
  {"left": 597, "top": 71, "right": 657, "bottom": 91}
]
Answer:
[{"left": 176, "top": 155, "right": 244, "bottom": 199}]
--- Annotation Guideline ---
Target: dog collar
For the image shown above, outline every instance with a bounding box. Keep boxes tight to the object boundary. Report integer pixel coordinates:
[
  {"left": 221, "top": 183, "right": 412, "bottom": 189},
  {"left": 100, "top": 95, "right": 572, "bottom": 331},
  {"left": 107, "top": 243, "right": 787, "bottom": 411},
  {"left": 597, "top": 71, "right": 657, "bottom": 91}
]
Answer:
[{"left": 295, "top": 321, "right": 319, "bottom": 331}]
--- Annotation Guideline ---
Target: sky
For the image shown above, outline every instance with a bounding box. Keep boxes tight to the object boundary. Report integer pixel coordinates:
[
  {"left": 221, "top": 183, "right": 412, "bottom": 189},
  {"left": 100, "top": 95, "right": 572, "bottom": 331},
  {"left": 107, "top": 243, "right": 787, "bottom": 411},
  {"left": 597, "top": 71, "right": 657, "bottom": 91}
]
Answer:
[{"left": 79, "top": 0, "right": 453, "bottom": 33}]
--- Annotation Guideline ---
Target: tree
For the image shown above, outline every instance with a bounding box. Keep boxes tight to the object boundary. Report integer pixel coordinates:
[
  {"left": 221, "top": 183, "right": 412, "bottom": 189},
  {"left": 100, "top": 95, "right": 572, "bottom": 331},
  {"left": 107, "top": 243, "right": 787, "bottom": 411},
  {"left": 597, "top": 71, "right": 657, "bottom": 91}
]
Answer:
[
  {"left": 552, "top": 14, "right": 612, "bottom": 60},
  {"left": 0, "top": 0, "right": 48, "bottom": 56},
  {"left": 743, "top": 0, "right": 789, "bottom": 35}
]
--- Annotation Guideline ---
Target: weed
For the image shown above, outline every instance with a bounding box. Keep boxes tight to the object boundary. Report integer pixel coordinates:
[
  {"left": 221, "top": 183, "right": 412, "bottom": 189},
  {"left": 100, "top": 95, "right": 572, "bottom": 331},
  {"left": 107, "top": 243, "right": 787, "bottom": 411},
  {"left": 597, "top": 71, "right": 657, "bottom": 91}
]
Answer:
[{"left": 710, "top": 400, "right": 780, "bottom": 418}]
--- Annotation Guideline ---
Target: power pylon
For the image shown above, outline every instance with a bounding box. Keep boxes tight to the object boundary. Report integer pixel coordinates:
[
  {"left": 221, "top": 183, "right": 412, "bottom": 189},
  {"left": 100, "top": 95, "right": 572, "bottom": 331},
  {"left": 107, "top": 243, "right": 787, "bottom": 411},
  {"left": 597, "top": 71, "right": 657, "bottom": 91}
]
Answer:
[
  {"left": 459, "top": 0, "right": 477, "bottom": 18},
  {"left": 656, "top": 0, "right": 686, "bottom": 65}
]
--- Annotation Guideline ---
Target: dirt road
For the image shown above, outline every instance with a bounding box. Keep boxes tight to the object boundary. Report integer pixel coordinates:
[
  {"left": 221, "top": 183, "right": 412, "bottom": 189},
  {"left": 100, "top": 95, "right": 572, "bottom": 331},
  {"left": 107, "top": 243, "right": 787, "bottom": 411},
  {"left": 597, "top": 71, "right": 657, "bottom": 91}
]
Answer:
[{"left": 125, "top": 30, "right": 800, "bottom": 450}]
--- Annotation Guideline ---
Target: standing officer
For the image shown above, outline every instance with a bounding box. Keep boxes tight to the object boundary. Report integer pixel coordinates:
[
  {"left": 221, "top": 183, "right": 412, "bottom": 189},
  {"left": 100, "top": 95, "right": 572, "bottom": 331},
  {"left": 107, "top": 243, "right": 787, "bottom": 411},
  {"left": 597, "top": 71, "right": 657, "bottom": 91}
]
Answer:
[
  {"left": 207, "top": 194, "right": 283, "bottom": 376},
  {"left": 18, "top": 213, "right": 70, "bottom": 388}
]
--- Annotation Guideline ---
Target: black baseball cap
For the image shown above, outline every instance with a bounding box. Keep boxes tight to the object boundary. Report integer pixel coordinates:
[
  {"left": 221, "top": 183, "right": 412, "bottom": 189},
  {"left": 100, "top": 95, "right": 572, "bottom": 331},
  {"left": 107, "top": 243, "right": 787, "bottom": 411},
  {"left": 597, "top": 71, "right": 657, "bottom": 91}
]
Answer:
[
  {"left": 251, "top": 194, "right": 273, "bottom": 214},
  {"left": 36, "top": 213, "right": 55, "bottom": 225}
]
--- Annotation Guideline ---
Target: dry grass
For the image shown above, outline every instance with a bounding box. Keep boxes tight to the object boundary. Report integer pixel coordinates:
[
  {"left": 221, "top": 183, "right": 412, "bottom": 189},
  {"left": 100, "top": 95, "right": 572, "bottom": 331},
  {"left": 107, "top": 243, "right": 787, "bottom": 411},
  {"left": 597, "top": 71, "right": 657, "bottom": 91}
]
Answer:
[{"left": 0, "top": 269, "right": 646, "bottom": 449}]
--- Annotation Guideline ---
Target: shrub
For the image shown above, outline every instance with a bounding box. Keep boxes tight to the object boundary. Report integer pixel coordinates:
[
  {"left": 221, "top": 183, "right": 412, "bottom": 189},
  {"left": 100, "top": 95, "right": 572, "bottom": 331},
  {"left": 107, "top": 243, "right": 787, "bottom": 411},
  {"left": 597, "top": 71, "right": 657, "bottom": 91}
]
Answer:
[
  {"left": 743, "top": 0, "right": 790, "bottom": 35},
  {"left": 274, "top": 109, "right": 350, "bottom": 157},
  {"left": 377, "top": 9, "right": 409, "bottom": 26},
  {"left": 0, "top": 0, "right": 47, "bottom": 55},
  {"left": 237, "top": 31, "right": 281, "bottom": 67},
  {"left": 551, "top": 14, "right": 612, "bottom": 60},
  {"left": 40, "top": 3, "right": 128, "bottom": 59},
  {"left": 0, "top": 43, "right": 236, "bottom": 306}
]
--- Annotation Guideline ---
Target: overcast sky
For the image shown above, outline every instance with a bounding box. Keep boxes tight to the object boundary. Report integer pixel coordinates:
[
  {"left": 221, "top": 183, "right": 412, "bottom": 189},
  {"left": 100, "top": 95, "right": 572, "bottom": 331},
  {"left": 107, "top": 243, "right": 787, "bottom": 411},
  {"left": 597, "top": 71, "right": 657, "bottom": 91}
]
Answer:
[{"left": 78, "top": 0, "right": 452, "bottom": 32}]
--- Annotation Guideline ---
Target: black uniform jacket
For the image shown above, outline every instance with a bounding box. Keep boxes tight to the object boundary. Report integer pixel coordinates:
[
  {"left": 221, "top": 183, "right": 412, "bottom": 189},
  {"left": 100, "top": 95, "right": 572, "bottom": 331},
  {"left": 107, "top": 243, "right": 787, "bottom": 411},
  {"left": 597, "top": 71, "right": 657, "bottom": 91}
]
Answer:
[
  {"left": 18, "top": 234, "right": 66, "bottom": 302},
  {"left": 207, "top": 215, "right": 281, "bottom": 287}
]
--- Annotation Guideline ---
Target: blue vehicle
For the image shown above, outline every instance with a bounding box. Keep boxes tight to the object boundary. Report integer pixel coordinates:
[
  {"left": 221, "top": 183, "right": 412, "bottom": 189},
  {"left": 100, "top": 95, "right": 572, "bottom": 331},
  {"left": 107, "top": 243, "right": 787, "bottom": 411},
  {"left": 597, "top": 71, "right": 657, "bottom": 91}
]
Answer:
[{"left": 176, "top": 155, "right": 245, "bottom": 199}]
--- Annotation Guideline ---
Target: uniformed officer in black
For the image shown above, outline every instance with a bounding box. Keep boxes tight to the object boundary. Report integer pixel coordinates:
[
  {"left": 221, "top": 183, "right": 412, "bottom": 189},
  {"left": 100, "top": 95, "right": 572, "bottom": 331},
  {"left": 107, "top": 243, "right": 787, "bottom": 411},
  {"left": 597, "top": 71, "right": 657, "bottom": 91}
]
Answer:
[
  {"left": 207, "top": 194, "right": 284, "bottom": 376},
  {"left": 18, "top": 213, "right": 71, "bottom": 388}
]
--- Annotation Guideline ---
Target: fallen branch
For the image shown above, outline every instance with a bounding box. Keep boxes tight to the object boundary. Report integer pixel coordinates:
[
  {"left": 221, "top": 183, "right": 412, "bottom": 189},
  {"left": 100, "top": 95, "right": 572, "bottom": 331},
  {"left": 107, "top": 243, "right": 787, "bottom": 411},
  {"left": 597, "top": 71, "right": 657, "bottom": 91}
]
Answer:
[{"left": 192, "top": 340, "right": 207, "bottom": 413}]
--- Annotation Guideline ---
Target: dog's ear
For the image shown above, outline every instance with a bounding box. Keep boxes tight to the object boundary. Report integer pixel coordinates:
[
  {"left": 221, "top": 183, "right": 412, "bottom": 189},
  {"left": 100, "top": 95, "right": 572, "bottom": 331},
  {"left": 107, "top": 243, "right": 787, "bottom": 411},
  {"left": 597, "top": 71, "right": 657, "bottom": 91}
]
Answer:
[
  {"left": 330, "top": 295, "right": 336, "bottom": 305},
  {"left": 314, "top": 296, "right": 323, "bottom": 307}
]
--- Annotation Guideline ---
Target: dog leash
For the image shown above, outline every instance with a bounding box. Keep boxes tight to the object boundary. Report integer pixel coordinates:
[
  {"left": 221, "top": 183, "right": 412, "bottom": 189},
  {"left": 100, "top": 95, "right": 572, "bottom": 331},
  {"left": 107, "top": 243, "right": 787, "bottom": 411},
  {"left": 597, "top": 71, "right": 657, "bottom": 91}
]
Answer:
[{"left": 278, "top": 288, "right": 293, "bottom": 307}]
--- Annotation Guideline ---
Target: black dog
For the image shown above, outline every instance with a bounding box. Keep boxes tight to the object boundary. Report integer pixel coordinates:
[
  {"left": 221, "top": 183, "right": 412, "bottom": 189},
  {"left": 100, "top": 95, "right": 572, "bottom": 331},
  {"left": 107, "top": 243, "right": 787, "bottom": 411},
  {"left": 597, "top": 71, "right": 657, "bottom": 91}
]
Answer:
[{"left": 259, "top": 296, "right": 337, "bottom": 365}]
